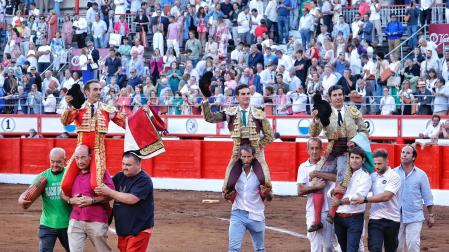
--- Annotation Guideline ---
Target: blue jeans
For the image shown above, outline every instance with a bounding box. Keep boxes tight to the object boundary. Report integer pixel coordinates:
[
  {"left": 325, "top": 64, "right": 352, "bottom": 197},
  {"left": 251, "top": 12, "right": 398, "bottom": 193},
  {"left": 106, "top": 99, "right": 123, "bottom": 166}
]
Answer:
[
  {"left": 54, "top": 1, "right": 61, "bottom": 16},
  {"left": 368, "top": 218, "right": 400, "bottom": 252},
  {"left": 375, "top": 82, "right": 384, "bottom": 114},
  {"left": 407, "top": 24, "right": 418, "bottom": 49},
  {"left": 94, "top": 37, "right": 103, "bottom": 49},
  {"left": 277, "top": 15, "right": 290, "bottom": 44},
  {"left": 300, "top": 29, "right": 311, "bottom": 49},
  {"left": 229, "top": 209, "right": 265, "bottom": 252},
  {"left": 334, "top": 213, "right": 364, "bottom": 252},
  {"left": 38, "top": 225, "right": 70, "bottom": 252}
]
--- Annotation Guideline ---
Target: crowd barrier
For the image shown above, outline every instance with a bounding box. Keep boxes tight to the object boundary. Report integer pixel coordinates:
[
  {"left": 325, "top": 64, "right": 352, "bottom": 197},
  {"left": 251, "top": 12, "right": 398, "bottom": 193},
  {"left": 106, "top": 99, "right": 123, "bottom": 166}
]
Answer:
[{"left": 0, "top": 138, "right": 447, "bottom": 190}]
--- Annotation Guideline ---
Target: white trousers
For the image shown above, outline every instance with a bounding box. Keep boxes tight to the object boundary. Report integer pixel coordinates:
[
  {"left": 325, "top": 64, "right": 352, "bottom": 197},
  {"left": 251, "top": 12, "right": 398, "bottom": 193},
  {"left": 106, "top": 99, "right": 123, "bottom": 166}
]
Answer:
[
  {"left": 397, "top": 221, "right": 423, "bottom": 252},
  {"left": 307, "top": 212, "right": 335, "bottom": 252}
]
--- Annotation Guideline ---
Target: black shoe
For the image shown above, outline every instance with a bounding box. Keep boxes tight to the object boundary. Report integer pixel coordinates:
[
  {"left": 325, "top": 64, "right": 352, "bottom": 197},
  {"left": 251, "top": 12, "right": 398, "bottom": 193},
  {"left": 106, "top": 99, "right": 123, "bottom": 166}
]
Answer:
[{"left": 307, "top": 223, "right": 323, "bottom": 232}]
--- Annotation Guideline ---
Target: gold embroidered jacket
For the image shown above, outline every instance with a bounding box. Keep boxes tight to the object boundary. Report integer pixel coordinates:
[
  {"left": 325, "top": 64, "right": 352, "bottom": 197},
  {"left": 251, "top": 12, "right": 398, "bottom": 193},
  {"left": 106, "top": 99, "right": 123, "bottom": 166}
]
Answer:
[
  {"left": 202, "top": 101, "right": 274, "bottom": 156},
  {"left": 60, "top": 102, "right": 126, "bottom": 133},
  {"left": 309, "top": 105, "right": 368, "bottom": 140}
]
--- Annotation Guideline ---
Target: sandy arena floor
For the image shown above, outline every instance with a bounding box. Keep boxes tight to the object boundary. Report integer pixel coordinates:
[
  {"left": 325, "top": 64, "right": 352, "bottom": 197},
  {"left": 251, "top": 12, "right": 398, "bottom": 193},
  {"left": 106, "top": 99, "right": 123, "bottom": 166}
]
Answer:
[{"left": 1, "top": 184, "right": 448, "bottom": 252}]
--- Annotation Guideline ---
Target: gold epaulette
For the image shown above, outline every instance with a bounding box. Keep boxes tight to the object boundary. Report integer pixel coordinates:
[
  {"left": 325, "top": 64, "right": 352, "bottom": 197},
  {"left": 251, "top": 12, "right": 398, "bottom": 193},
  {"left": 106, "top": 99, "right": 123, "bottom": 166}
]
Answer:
[
  {"left": 349, "top": 106, "right": 361, "bottom": 117},
  {"left": 224, "top": 106, "right": 239, "bottom": 116},
  {"left": 101, "top": 103, "right": 117, "bottom": 113},
  {"left": 252, "top": 107, "right": 265, "bottom": 119}
]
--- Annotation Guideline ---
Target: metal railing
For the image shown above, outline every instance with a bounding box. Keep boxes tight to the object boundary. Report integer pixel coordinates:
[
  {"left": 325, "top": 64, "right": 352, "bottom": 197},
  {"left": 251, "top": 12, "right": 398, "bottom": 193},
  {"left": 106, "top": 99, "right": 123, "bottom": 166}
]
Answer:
[
  {"left": 385, "top": 24, "right": 428, "bottom": 64},
  {"left": 341, "top": 4, "right": 447, "bottom": 28}
]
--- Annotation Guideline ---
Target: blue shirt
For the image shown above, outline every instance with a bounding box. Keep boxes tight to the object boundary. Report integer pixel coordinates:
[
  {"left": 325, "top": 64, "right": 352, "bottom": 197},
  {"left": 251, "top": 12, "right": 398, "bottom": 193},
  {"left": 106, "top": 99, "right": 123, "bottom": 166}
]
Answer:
[
  {"left": 394, "top": 165, "right": 433, "bottom": 224},
  {"left": 385, "top": 21, "right": 404, "bottom": 40},
  {"left": 105, "top": 57, "right": 122, "bottom": 76},
  {"left": 277, "top": 0, "right": 292, "bottom": 16}
]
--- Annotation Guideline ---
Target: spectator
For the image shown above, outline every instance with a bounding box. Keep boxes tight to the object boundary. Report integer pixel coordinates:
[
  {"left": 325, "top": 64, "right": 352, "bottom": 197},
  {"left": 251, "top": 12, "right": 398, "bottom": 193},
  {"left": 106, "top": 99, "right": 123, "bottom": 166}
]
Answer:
[
  {"left": 415, "top": 81, "right": 433, "bottom": 115},
  {"left": 73, "top": 15, "right": 88, "bottom": 48},
  {"left": 104, "top": 48, "right": 121, "bottom": 84},
  {"left": 406, "top": 2, "right": 420, "bottom": 49},
  {"left": 61, "top": 15, "right": 73, "bottom": 48},
  {"left": 333, "top": 15, "right": 350, "bottom": 41},
  {"left": 37, "top": 39, "right": 51, "bottom": 74},
  {"left": 116, "top": 88, "right": 132, "bottom": 116},
  {"left": 399, "top": 80, "right": 415, "bottom": 115},
  {"left": 395, "top": 145, "right": 434, "bottom": 252},
  {"left": 380, "top": 87, "right": 396, "bottom": 115},
  {"left": 360, "top": 14, "right": 373, "bottom": 45},
  {"left": 287, "top": 86, "right": 307, "bottom": 114},
  {"left": 185, "top": 31, "right": 202, "bottom": 66},
  {"left": 299, "top": 8, "right": 314, "bottom": 49},
  {"left": 92, "top": 14, "right": 107, "bottom": 49},
  {"left": 9, "top": 85, "right": 27, "bottom": 114},
  {"left": 42, "top": 89, "right": 57, "bottom": 114},
  {"left": 440, "top": 120, "right": 449, "bottom": 138},
  {"left": 277, "top": 0, "right": 292, "bottom": 44},
  {"left": 134, "top": 8, "right": 150, "bottom": 48},
  {"left": 248, "top": 44, "right": 264, "bottom": 70},
  {"left": 79, "top": 47, "right": 95, "bottom": 84},
  {"left": 128, "top": 68, "right": 143, "bottom": 89},
  {"left": 51, "top": 32, "right": 65, "bottom": 71},
  {"left": 131, "top": 85, "right": 146, "bottom": 113},
  {"left": 128, "top": 49, "right": 144, "bottom": 78},
  {"left": 237, "top": 6, "right": 251, "bottom": 45},
  {"left": 433, "top": 78, "right": 449, "bottom": 115},
  {"left": 114, "top": 15, "right": 130, "bottom": 37},
  {"left": 421, "top": 51, "right": 440, "bottom": 77},
  {"left": 419, "top": 114, "right": 441, "bottom": 139},
  {"left": 26, "top": 84, "right": 42, "bottom": 114},
  {"left": 385, "top": 14, "right": 403, "bottom": 61}
]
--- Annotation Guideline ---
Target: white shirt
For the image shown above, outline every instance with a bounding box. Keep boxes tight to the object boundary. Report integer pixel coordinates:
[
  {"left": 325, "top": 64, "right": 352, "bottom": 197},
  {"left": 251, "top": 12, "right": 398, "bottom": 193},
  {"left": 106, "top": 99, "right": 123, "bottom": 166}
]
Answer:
[
  {"left": 92, "top": 20, "right": 107, "bottom": 38},
  {"left": 421, "top": 0, "right": 433, "bottom": 10},
  {"left": 335, "top": 168, "right": 372, "bottom": 214},
  {"left": 277, "top": 55, "right": 293, "bottom": 72},
  {"left": 290, "top": 92, "right": 308, "bottom": 113},
  {"left": 322, "top": 73, "right": 338, "bottom": 95},
  {"left": 297, "top": 159, "right": 334, "bottom": 221},
  {"left": 29, "top": 8, "right": 40, "bottom": 16},
  {"left": 232, "top": 167, "right": 265, "bottom": 221},
  {"left": 250, "top": 92, "right": 264, "bottom": 108},
  {"left": 237, "top": 12, "right": 251, "bottom": 34},
  {"left": 369, "top": 168, "right": 401, "bottom": 222},
  {"left": 249, "top": 0, "right": 264, "bottom": 16},
  {"left": 43, "top": 94, "right": 57, "bottom": 113},
  {"left": 62, "top": 77, "right": 75, "bottom": 90},
  {"left": 86, "top": 8, "right": 97, "bottom": 24},
  {"left": 260, "top": 68, "right": 276, "bottom": 88},
  {"left": 422, "top": 122, "right": 441, "bottom": 138},
  {"left": 250, "top": 14, "right": 263, "bottom": 34},
  {"left": 73, "top": 18, "right": 88, "bottom": 34},
  {"left": 264, "top": 0, "right": 278, "bottom": 22},
  {"left": 351, "top": 20, "right": 363, "bottom": 39},
  {"left": 299, "top": 14, "right": 314, "bottom": 31},
  {"left": 38, "top": 45, "right": 51, "bottom": 63},
  {"left": 231, "top": 49, "right": 244, "bottom": 62},
  {"left": 380, "top": 95, "right": 396, "bottom": 115}
]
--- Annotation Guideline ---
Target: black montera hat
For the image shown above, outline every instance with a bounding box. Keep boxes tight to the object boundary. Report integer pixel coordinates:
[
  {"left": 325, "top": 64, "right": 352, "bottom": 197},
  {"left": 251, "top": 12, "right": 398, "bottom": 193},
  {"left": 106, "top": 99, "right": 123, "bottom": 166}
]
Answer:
[{"left": 67, "top": 84, "right": 86, "bottom": 109}]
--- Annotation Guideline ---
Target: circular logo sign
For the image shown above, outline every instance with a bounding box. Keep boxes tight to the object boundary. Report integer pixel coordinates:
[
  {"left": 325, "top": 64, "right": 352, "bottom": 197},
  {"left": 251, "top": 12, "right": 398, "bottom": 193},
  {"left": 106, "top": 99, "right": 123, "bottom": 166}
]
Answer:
[
  {"left": 186, "top": 118, "right": 198, "bottom": 134},
  {"left": 1, "top": 118, "right": 16, "bottom": 132},
  {"left": 363, "top": 119, "right": 375, "bottom": 136},
  {"left": 297, "top": 118, "right": 311, "bottom": 136},
  {"left": 71, "top": 56, "right": 80, "bottom": 67}
]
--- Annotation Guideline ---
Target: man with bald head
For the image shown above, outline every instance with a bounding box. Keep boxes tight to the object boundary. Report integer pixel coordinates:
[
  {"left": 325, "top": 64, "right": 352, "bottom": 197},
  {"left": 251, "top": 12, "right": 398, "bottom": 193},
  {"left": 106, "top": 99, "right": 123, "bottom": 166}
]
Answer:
[
  {"left": 61, "top": 145, "right": 115, "bottom": 252},
  {"left": 18, "top": 147, "right": 71, "bottom": 252}
]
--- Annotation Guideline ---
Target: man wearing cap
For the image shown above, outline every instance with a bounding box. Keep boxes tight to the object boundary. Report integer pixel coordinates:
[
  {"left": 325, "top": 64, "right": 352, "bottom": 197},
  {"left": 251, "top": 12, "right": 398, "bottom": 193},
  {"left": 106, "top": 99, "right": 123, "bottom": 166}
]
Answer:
[
  {"left": 202, "top": 84, "right": 274, "bottom": 200},
  {"left": 95, "top": 152, "right": 155, "bottom": 252}
]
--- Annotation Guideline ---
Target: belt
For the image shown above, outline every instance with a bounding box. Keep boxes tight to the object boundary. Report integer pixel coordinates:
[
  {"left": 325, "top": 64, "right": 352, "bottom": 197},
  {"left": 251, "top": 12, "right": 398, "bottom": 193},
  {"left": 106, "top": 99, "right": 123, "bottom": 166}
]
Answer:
[{"left": 336, "top": 212, "right": 364, "bottom": 218}]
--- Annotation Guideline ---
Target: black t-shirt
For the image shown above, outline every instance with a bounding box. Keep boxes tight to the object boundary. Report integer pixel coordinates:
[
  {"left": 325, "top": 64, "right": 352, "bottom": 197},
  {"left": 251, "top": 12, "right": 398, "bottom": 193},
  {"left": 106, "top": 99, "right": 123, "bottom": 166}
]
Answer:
[
  {"left": 221, "top": 3, "right": 234, "bottom": 18},
  {"left": 112, "top": 171, "right": 154, "bottom": 236},
  {"left": 294, "top": 58, "right": 311, "bottom": 87}
]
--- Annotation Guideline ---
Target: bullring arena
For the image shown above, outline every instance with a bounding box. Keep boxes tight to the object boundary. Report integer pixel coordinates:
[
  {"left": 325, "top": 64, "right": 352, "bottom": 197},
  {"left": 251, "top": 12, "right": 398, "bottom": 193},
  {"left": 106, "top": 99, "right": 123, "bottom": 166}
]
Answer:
[{"left": 1, "top": 114, "right": 449, "bottom": 251}]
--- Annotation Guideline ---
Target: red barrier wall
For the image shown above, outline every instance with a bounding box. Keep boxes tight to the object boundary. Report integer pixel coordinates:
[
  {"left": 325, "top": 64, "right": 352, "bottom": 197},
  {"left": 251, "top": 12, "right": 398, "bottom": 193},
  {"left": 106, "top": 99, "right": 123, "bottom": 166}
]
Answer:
[{"left": 0, "top": 139, "right": 446, "bottom": 189}]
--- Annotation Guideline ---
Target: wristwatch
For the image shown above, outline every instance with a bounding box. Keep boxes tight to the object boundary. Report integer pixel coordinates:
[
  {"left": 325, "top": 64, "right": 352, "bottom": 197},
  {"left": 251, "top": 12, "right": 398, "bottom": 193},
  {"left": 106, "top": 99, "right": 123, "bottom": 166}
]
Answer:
[{"left": 363, "top": 196, "right": 368, "bottom": 203}]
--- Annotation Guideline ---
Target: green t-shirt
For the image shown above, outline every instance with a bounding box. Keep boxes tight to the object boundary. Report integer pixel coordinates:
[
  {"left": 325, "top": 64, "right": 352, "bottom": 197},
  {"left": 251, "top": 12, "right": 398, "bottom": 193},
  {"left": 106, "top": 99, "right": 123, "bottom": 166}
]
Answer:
[{"left": 31, "top": 169, "right": 72, "bottom": 229}]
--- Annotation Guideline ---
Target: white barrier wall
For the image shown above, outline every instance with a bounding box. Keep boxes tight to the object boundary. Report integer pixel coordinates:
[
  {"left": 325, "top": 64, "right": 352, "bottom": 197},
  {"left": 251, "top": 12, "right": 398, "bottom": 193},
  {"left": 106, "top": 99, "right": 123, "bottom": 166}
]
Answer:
[{"left": 0, "top": 115, "right": 442, "bottom": 139}]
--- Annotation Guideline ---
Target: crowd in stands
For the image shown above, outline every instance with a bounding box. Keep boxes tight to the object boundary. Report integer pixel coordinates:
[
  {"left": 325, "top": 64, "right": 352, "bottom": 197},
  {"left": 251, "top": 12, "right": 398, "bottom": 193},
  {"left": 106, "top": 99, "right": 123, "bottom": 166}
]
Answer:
[{"left": 0, "top": 0, "right": 449, "bottom": 116}]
